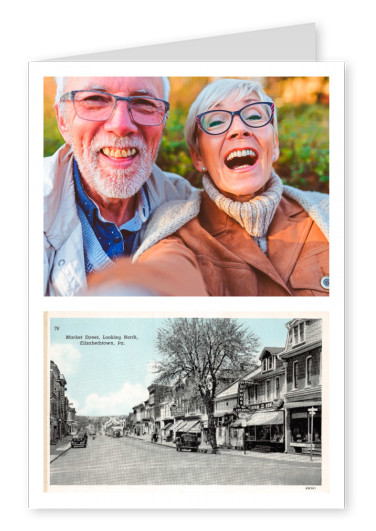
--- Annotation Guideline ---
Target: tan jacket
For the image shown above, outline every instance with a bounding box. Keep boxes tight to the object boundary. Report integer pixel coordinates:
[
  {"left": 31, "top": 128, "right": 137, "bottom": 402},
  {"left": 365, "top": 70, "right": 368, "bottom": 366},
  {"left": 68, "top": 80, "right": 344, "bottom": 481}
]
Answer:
[{"left": 88, "top": 191, "right": 329, "bottom": 296}]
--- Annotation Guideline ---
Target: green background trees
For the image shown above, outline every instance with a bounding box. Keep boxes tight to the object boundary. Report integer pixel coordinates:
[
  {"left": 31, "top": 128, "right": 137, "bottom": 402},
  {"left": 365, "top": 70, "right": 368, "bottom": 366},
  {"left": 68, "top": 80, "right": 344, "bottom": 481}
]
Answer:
[{"left": 44, "top": 76, "right": 329, "bottom": 193}]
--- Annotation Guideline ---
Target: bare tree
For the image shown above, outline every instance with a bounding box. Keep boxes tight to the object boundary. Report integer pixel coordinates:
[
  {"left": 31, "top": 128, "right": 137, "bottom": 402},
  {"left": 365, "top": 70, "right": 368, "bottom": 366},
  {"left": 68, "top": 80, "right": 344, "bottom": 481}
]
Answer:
[{"left": 153, "top": 318, "right": 260, "bottom": 451}]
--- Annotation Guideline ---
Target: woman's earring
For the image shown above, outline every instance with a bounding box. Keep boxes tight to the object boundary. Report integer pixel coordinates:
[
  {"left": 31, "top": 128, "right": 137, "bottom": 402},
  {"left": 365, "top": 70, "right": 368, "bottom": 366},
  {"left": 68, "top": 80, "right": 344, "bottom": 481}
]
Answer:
[{"left": 201, "top": 166, "right": 206, "bottom": 172}]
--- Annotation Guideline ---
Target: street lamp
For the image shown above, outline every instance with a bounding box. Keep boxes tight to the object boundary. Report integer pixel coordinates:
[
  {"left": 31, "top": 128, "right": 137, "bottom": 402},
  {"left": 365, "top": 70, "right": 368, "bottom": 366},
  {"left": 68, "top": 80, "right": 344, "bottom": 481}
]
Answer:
[{"left": 308, "top": 407, "right": 318, "bottom": 461}]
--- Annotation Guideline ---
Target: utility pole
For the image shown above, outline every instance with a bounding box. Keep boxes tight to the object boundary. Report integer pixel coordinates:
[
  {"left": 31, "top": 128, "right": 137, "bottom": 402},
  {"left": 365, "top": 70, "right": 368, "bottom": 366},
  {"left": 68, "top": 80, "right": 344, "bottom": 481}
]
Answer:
[{"left": 308, "top": 407, "right": 318, "bottom": 461}]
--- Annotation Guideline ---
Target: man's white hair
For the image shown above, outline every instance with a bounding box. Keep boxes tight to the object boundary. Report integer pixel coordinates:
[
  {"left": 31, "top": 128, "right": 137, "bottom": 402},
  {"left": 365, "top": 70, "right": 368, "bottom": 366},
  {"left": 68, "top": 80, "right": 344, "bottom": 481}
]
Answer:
[
  {"left": 54, "top": 76, "right": 170, "bottom": 104},
  {"left": 185, "top": 78, "right": 278, "bottom": 155}
]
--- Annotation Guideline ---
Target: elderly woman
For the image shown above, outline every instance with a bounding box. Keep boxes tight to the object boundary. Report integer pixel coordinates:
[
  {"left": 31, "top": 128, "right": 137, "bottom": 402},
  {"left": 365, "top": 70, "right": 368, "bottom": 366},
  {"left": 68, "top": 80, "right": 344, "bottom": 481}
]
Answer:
[{"left": 88, "top": 79, "right": 329, "bottom": 296}]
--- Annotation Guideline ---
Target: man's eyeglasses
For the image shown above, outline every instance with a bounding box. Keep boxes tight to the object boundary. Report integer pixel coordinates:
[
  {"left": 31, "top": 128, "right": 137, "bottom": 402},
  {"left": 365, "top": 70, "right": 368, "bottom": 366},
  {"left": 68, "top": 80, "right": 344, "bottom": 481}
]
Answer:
[
  {"left": 60, "top": 90, "right": 170, "bottom": 126},
  {"left": 195, "top": 102, "right": 275, "bottom": 135}
]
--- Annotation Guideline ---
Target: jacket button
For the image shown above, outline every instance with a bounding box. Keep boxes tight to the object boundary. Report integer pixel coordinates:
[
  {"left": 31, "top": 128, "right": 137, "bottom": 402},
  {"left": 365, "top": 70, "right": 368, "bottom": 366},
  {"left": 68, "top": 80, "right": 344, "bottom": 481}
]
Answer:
[
  {"left": 320, "top": 276, "right": 329, "bottom": 289},
  {"left": 58, "top": 259, "right": 65, "bottom": 266}
]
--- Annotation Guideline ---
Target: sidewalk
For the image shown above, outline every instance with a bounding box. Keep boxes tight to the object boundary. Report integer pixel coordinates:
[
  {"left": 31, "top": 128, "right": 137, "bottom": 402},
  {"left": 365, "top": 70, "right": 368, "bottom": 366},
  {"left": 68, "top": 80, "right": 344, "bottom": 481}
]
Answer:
[
  {"left": 127, "top": 434, "right": 321, "bottom": 464},
  {"left": 50, "top": 435, "right": 73, "bottom": 463}
]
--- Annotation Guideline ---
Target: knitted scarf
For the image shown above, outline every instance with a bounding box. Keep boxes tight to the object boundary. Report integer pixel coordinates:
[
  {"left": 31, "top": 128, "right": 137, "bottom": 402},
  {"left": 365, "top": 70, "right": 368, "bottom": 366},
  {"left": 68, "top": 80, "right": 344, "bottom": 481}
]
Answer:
[{"left": 202, "top": 170, "right": 283, "bottom": 253}]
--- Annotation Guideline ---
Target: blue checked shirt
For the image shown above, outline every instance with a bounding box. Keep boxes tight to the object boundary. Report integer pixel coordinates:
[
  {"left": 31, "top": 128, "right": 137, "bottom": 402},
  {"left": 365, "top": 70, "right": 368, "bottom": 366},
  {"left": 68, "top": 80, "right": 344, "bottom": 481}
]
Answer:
[{"left": 73, "top": 160, "right": 150, "bottom": 260}]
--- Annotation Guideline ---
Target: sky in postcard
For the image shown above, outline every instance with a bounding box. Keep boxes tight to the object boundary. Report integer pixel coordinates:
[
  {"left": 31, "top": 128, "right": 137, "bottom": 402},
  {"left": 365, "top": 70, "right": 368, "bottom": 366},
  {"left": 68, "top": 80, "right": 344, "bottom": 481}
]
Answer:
[{"left": 50, "top": 317, "right": 291, "bottom": 416}]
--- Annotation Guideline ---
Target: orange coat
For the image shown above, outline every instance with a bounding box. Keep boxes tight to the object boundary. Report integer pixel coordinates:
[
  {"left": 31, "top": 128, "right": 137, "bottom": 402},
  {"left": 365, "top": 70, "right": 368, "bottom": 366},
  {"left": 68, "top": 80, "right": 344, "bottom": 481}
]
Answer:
[{"left": 88, "top": 192, "right": 329, "bottom": 296}]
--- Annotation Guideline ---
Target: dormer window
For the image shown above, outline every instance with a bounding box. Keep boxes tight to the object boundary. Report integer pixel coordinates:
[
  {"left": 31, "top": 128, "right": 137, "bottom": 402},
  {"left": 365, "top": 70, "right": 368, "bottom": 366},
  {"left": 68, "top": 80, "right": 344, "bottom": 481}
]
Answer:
[
  {"left": 262, "top": 354, "right": 274, "bottom": 372},
  {"left": 290, "top": 321, "right": 306, "bottom": 347}
]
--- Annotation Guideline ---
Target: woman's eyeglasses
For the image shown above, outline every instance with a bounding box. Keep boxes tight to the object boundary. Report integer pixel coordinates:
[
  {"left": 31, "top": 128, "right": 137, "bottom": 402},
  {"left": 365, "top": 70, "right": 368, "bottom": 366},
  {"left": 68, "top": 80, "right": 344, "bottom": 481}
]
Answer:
[
  {"left": 196, "top": 102, "right": 274, "bottom": 135},
  {"left": 60, "top": 90, "right": 170, "bottom": 126}
]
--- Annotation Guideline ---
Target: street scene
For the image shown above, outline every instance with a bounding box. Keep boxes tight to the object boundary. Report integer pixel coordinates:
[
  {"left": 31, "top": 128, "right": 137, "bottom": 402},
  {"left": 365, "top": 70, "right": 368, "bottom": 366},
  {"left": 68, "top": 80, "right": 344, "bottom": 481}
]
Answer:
[
  {"left": 48, "top": 315, "right": 325, "bottom": 488},
  {"left": 50, "top": 431, "right": 321, "bottom": 486}
]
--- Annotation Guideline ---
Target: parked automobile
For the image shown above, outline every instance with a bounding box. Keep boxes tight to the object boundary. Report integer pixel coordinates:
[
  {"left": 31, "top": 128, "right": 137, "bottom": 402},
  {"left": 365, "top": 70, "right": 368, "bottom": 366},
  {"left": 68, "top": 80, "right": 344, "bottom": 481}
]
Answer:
[
  {"left": 71, "top": 431, "right": 88, "bottom": 448},
  {"left": 175, "top": 433, "right": 199, "bottom": 452}
]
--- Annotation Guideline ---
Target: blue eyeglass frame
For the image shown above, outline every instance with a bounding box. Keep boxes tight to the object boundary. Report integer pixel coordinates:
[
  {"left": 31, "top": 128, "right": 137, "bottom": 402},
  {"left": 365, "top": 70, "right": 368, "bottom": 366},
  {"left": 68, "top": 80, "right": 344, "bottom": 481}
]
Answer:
[
  {"left": 195, "top": 101, "right": 275, "bottom": 135},
  {"left": 60, "top": 90, "right": 170, "bottom": 124}
]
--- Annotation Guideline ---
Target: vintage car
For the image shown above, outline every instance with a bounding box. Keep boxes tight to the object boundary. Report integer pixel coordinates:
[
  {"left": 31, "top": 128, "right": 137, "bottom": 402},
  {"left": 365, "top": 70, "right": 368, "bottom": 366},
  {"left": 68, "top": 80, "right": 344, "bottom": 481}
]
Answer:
[
  {"left": 71, "top": 431, "right": 88, "bottom": 448},
  {"left": 175, "top": 433, "right": 199, "bottom": 452}
]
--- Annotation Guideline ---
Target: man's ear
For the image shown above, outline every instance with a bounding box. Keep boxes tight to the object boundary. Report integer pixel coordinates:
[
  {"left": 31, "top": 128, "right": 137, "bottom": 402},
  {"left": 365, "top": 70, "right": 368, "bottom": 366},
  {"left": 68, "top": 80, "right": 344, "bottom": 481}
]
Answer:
[
  {"left": 55, "top": 103, "right": 71, "bottom": 145},
  {"left": 190, "top": 147, "right": 205, "bottom": 172}
]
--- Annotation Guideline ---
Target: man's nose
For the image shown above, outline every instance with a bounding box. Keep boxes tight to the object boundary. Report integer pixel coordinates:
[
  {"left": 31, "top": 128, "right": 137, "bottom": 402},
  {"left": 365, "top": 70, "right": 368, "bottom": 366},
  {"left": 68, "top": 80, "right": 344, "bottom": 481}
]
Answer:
[
  {"left": 226, "top": 115, "right": 252, "bottom": 139},
  {"left": 103, "top": 100, "right": 138, "bottom": 136}
]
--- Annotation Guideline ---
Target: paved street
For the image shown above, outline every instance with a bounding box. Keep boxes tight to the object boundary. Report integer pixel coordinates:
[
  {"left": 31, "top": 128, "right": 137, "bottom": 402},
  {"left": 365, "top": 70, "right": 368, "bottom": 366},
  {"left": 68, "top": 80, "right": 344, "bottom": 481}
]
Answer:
[{"left": 50, "top": 434, "right": 321, "bottom": 486}]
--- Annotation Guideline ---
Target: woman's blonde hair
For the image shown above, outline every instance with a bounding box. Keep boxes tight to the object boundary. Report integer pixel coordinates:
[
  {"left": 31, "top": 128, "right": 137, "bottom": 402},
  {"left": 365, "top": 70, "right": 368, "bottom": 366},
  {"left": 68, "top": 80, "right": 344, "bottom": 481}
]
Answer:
[{"left": 185, "top": 78, "right": 278, "bottom": 155}]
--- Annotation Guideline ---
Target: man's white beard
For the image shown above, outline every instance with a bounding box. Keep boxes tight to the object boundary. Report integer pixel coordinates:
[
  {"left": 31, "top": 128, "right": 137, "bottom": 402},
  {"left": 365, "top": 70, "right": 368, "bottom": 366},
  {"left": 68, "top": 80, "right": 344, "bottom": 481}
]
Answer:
[{"left": 69, "top": 133, "right": 159, "bottom": 199}]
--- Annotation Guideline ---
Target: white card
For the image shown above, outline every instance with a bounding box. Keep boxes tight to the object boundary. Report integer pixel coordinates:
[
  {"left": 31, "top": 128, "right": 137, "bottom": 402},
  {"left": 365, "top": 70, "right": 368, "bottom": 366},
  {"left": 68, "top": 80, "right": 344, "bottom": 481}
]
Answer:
[{"left": 29, "top": 26, "right": 344, "bottom": 510}]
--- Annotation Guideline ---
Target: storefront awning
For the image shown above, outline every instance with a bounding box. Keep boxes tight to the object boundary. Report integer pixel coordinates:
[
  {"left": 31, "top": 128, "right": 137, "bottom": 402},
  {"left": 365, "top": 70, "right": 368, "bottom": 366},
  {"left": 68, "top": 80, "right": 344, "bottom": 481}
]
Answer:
[
  {"left": 174, "top": 420, "right": 187, "bottom": 432},
  {"left": 162, "top": 422, "right": 173, "bottom": 431},
  {"left": 284, "top": 401, "right": 321, "bottom": 409},
  {"left": 246, "top": 410, "right": 284, "bottom": 426},
  {"left": 186, "top": 420, "right": 201, "bottom": 433},
  {"left": 231, "top": 418, "right": 246, "bottom": 428}
]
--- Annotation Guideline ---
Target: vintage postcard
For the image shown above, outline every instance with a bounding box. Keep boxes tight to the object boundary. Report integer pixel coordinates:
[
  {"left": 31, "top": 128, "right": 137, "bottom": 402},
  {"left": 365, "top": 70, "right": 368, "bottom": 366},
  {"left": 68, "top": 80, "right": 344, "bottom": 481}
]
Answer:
[{"left": 39, "top": 311, "right": 339, "bottom": 509}]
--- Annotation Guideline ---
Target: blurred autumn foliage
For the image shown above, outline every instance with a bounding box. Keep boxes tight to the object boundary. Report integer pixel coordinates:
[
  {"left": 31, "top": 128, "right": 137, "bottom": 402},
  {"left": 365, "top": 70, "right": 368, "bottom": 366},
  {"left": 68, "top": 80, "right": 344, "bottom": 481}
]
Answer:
[{"left": 44, "top": 76, "right": 329, "bottom": 193}]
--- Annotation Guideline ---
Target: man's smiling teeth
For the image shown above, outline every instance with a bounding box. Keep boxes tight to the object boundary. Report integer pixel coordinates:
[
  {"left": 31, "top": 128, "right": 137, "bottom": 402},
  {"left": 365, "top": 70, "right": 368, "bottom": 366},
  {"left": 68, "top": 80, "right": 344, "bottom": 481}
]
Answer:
[
  {"left": 226, "top": 149, "right": 257, "bottom": 162},
  {"left": 102, "top": 147, "right": 137, "bottom": 158}
]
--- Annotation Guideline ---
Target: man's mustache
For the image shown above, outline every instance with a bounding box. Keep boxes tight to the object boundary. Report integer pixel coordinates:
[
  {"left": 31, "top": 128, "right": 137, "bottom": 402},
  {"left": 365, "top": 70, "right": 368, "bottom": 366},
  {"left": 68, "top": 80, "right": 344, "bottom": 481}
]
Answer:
[{"left": 89, "top": 135, "right": 147, "bottom": 153}]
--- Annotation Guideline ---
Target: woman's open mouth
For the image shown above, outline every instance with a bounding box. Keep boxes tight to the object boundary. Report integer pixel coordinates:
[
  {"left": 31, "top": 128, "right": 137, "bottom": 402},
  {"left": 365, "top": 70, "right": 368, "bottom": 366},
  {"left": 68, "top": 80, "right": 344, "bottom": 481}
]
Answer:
[{"left": 224, "top": 148, "right": 258, "bottom": 170}]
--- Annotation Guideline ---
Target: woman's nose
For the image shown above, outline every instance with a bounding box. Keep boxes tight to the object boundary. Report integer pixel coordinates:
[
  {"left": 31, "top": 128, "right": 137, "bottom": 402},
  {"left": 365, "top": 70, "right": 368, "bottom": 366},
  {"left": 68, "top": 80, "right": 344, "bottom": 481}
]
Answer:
[
  {"left": 103, "top": 100, "right": 138, "bottom": 136},
  {"left": 226, "top": 115, "right": 252, "bottom": 139}
]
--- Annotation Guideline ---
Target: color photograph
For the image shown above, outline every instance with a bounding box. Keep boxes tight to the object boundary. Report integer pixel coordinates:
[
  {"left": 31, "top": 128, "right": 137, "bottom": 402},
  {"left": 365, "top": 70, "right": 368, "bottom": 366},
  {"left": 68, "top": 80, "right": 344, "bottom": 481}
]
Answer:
[{"left": 43, "top": 76, "right": 329, "bottom": 297}]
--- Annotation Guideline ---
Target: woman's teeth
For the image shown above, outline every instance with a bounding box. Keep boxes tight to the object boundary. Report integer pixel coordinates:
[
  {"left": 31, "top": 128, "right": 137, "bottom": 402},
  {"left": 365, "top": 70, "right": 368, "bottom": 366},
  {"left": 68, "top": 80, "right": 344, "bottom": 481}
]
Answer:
[
  {"left": 226, "top": 149, "right": 257, "bottom": 161},
  {"left": 102, "top": 147, "right": 137, "bottom": 158},
  {"left": 225, "top": 148, "right": 258, "bottom": 169}
]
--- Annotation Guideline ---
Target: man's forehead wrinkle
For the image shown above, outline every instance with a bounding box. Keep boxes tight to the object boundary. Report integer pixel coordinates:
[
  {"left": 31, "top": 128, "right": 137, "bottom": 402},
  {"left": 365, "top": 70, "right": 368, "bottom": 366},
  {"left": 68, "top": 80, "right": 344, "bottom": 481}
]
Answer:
[
  {"left": 73, "top": 85, "right": 158, "bottom": 98},
  {"left": 84, "top": 84, "right": 107, "bottom": 91}
]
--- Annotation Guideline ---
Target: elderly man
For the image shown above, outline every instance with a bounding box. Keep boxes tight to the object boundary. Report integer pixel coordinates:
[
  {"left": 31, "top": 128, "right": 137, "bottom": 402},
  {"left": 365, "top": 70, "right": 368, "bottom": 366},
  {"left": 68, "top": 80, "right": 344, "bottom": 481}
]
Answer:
[{"left": 44, "top": 76, "right": 197, "bottom": 296}]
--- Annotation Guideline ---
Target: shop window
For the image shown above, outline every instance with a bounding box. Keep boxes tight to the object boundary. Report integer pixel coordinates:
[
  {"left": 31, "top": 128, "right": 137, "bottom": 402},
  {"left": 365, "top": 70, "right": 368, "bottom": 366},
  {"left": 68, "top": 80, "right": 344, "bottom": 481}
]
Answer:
[
  {"left": 271, "top": 424, "right": 284, "bottom": 443},
  {"left": 291, "top": 411, "right": 321, "bottom": 443},
  {"left": 293, "top": 361, "right": 298, "bottom": 389},
  {"left": 256, "top": 425, "right": 271, "bottom": 441},
  {"left": 306, "top": 356, "right": 312, "bottom": 386}
]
